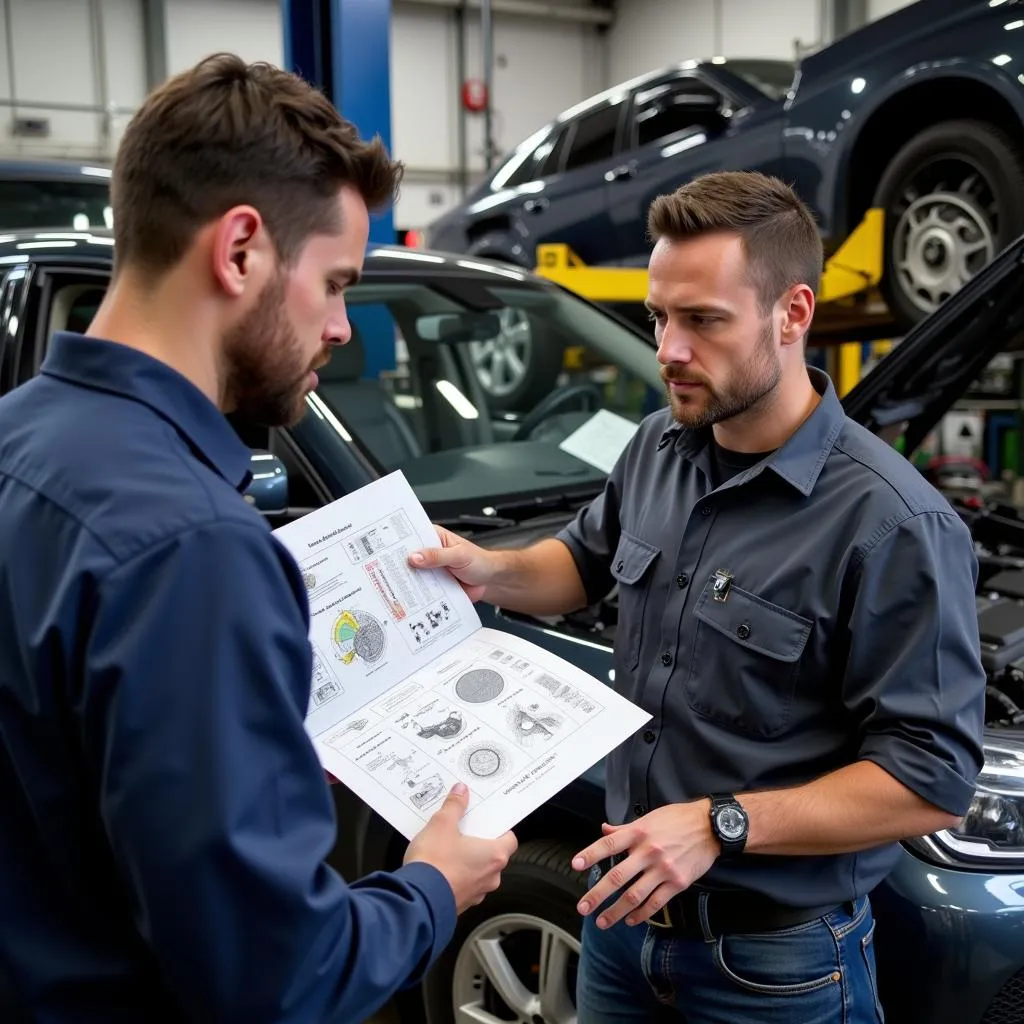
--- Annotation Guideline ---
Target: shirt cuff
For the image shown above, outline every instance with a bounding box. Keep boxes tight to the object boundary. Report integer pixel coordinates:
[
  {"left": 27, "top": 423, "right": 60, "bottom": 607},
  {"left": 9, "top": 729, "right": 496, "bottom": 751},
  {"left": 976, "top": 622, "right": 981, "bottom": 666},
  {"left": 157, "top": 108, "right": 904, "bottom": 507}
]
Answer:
[
  {"left": 859, "top": 737, "right": 979, "bottom": 817},
  {"left": 390, "top": 861, "right": 458, "bottom": 982}
]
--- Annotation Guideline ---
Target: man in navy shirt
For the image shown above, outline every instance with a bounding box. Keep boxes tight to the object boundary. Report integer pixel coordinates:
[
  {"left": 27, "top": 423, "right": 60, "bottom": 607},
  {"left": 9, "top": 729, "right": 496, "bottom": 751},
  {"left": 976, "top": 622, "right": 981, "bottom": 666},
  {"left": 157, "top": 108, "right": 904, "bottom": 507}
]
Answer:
[{"left": 0, "top": 53, "right": 515, "bottom": 1022}]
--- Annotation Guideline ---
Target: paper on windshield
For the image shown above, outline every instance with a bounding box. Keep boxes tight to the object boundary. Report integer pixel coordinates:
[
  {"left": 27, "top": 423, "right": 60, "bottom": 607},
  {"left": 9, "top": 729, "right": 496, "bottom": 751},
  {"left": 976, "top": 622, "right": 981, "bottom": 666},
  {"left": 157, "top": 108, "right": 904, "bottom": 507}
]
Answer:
[
  {"left": 558, "top": 408, "right": 640, "bottom": 475},
  {"left": 273, "top": 471, "right": 650, "bottom": 840}
]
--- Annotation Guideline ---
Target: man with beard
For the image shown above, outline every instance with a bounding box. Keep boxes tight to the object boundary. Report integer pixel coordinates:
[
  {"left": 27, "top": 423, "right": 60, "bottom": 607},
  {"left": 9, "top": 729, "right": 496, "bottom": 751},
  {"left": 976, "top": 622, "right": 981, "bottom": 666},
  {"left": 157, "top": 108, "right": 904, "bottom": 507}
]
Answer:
[
  {"left": 0, "top": 54, "right": 516, "bottom": 1024},
  {"left": 408, "top": 171, "right": 986, "bottom": 1022}
]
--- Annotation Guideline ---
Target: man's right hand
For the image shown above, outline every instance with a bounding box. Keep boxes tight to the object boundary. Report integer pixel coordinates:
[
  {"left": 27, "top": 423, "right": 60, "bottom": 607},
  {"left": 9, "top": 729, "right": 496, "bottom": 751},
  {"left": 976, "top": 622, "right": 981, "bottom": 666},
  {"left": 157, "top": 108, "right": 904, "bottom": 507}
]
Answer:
[
  {"left": 405, "top": 783, "right": 518, "bottom": 913},
  {"left": 408, "top": 526, "right": 498, "bottom": 602}
]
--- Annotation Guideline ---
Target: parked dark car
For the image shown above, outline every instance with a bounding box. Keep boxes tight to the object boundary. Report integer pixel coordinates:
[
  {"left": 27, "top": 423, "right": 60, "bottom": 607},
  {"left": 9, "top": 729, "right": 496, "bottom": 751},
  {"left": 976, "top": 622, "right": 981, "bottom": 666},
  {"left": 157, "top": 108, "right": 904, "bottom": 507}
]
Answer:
[
  {"left": 0, "top": 230, "right": 1022, "bottom": 1024},
  {"left": 426, "top": 0, "right": 1024, "bottom": 342},
  {"left": 0, "top": 158, "right": 111, "bottom": 231}
]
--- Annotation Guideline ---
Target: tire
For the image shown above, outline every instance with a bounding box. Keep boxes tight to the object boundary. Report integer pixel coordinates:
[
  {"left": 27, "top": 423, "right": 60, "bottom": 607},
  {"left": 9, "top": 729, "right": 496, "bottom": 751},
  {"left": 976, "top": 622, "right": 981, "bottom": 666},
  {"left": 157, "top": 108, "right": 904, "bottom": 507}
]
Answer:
[
  {"left": 466, "top": 306, "right": 565, "bottom": 414},
  {"left": 873, "top": 119, "right": 1024, "bottom": 329},
  {"left": 420, "top": 840, "right": 588, "bottom": 1024}
]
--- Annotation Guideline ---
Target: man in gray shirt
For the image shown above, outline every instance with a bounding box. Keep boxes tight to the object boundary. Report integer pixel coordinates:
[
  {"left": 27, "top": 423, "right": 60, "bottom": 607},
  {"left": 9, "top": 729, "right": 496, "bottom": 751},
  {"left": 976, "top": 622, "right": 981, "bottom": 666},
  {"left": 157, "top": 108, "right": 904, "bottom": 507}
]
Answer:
[{"left": 409, "top": 170, "right": 986, "bottom": 1022}]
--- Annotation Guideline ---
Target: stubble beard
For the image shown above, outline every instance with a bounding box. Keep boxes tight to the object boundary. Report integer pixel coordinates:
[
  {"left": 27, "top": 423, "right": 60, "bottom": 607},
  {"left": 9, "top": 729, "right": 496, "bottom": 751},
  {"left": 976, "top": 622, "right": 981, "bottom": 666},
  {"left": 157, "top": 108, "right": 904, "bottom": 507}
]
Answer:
[
  {"left": 223, "top": 270, "right": 326, "bottom": 428},
  {"left": 664, "top": 318, "right": 781, "bottom": 431}
]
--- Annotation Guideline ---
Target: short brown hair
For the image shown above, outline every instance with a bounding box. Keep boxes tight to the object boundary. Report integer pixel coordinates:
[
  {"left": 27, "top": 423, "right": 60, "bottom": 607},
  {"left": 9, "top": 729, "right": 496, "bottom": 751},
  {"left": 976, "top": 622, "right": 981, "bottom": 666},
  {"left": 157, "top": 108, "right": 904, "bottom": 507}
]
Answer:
[
  {"left": 647, "top": 171, "right": 822, "bottom": 313},
  {"left": 111, "top": 52, "right": 403, "bottom": 278}
]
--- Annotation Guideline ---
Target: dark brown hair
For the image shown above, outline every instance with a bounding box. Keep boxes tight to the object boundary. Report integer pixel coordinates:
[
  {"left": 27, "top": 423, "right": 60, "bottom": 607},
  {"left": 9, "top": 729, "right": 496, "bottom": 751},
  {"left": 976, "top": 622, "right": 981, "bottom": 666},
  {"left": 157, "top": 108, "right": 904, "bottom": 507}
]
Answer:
[
  {"left": 647, "top": 170, "right": 823, "bottom": 313},
  {"left": 110, "top": 52, "right": 404, "bottom": 278}
]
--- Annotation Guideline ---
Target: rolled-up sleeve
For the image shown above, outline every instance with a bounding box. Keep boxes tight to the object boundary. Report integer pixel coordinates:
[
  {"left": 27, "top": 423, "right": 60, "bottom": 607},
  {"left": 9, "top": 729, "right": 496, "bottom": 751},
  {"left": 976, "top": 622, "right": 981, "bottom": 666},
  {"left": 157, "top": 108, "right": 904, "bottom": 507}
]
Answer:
[
  {"left": 842, "top": 510, "right": 987, "bottom": 816},
  {"left": 79, "top": 520, "right": 456, "bottom": 1024}
]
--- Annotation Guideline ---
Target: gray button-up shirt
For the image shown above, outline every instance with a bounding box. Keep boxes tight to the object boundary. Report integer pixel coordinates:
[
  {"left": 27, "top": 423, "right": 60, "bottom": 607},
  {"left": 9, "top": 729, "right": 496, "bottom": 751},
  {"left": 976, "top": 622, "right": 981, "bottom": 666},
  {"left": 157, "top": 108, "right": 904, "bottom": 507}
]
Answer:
[{"left": 557, "top": 367, "right": 986, "bottom": 907}]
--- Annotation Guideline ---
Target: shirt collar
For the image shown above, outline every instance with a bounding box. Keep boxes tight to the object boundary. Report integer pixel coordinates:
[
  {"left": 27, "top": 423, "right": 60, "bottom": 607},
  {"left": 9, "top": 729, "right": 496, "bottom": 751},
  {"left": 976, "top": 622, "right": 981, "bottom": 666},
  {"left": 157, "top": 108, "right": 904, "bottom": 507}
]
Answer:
[
  {"left": 658, "top": 366, "right": 845, "bottom": 496},
  {"left": 41, "top": 332, "right": 254, "bottom": 492}
]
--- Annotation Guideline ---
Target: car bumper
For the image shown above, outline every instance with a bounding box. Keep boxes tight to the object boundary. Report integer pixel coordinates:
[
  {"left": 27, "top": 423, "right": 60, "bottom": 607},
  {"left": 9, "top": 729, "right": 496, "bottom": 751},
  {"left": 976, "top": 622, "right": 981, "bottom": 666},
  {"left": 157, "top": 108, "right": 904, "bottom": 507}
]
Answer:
[{"left": 872, "top": 845, "right": 1024, "bottom": 1024}]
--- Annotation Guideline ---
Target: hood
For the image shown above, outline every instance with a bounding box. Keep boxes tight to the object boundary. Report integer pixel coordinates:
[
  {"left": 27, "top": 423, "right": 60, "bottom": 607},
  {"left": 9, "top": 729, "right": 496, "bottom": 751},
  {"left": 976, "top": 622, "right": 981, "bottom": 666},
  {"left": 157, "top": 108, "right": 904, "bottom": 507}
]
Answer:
[{"left": 842, "top": 232, "right": 1024, "bottom": 451}]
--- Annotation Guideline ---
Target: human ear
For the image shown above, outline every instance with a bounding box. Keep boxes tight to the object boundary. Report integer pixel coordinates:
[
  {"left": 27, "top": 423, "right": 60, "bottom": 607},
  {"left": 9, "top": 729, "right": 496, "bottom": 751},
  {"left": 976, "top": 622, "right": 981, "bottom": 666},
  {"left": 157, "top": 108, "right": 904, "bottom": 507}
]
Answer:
[
  {"left": 209, "top": 205, "right": 272, "bottom": 299},
  {"left": 779, "top": 283, "right": 815, "bottom": 348}
]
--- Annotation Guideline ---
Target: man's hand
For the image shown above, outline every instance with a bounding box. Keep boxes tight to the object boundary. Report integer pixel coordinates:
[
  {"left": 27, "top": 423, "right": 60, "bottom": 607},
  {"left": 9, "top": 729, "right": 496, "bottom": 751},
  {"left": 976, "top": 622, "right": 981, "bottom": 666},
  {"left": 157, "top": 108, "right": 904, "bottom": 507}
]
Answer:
[
  {"left": 405, "top": 782, "right": 518, "bottom": 913},
  {"left": 408, "top": 526, "right": 497, "bottom": 602},
  {"left": 570, "top": 801, "right": 720, "bottom": 929}
]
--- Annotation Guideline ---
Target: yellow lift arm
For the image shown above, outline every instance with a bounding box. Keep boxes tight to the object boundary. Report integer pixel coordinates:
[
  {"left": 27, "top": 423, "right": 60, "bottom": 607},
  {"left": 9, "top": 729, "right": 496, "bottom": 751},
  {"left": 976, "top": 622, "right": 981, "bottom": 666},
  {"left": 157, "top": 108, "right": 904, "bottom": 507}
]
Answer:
[{"left": 533, "top": 208, "right": 886, "bottom": 397}]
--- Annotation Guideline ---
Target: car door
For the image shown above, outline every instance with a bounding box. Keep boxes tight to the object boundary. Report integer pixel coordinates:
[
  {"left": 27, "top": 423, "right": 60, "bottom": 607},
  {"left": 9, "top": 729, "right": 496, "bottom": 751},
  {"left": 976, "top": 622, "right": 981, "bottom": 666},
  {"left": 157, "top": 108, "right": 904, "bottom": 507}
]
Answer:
[
  {"left": 514, "top": 96, "right": 629, "bottom": 265},
  {"left": 609, "top": 71, "right": 786, "bottom": 261}
]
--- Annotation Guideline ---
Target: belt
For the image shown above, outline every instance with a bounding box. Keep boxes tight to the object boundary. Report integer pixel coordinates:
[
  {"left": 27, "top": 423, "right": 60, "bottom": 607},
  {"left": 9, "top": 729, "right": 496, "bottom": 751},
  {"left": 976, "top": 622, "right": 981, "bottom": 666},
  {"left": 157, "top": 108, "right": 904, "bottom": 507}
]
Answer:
[{"left": 598, "top": 855, "right": 841, "bottom": 940}]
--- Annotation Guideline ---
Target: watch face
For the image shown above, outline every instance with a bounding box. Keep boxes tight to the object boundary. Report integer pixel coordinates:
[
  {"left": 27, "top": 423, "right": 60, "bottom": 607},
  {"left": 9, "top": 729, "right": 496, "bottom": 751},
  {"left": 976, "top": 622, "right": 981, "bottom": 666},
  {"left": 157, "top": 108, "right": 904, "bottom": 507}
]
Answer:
[{"left": 716, "top": 805, "right": 747, "bottom": 840}]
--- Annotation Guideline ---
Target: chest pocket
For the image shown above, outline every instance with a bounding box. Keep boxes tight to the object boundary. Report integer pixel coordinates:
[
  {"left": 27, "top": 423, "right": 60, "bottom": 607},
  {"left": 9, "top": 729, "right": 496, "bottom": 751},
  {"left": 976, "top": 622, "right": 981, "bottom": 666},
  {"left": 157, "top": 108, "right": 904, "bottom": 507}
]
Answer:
[
  {"left": 685, "top": 576, "right": 812, "bottom": 738},
  {"left": 610, "top": 532, "right": 660, "bottom": 672}
]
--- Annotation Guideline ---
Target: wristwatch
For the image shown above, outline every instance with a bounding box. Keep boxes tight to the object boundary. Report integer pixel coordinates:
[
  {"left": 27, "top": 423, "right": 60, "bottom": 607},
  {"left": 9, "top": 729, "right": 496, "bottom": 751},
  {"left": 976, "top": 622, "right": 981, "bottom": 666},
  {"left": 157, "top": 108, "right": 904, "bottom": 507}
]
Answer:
[{"left": 708, "top": 793, "right": 749, "bottom": 856}]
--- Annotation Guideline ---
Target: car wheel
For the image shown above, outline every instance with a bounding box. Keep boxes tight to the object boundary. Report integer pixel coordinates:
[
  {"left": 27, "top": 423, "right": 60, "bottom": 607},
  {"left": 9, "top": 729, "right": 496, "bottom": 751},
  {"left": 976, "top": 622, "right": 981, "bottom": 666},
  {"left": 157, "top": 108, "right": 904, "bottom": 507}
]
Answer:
[
  {"left": 421, "top": 839, "right": 586, "bottom": 1024},
  {"left": 873, "top": 119, "right": 1024, "bottom": 328},
  {"left": 467, "top": 308, "right": 565, "bottom": 413}
]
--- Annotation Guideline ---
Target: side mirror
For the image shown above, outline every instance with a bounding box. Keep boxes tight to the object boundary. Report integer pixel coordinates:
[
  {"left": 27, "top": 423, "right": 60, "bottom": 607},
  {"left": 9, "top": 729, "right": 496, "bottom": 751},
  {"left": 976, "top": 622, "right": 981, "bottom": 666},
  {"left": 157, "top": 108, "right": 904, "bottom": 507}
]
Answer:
[{"left": 243, "top": 450, "right": 288, "bottom": 514}]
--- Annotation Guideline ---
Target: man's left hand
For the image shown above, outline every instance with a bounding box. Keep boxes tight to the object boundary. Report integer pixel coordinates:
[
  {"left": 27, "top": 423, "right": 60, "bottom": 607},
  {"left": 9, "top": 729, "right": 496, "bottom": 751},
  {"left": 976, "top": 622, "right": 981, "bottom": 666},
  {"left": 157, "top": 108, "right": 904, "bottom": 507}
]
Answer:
[{"left": 570, "top": 801, "right": 720, "bottom": 928}]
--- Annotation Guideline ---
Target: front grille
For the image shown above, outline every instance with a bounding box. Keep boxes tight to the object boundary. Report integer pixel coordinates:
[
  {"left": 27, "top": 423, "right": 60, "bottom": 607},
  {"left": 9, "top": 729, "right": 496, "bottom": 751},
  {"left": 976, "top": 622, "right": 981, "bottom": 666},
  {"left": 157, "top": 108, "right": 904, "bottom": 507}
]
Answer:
[{"left": 981, "top": 968, "right": 1024, "bottom": 1024}]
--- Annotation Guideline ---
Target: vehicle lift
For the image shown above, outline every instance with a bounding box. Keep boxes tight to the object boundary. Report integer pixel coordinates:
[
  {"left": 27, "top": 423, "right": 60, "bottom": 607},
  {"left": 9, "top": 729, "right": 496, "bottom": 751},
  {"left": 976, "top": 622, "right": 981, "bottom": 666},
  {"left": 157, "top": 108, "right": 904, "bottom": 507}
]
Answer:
[{"left": 532, "top": 208, "right": 895, "bottom": 397}]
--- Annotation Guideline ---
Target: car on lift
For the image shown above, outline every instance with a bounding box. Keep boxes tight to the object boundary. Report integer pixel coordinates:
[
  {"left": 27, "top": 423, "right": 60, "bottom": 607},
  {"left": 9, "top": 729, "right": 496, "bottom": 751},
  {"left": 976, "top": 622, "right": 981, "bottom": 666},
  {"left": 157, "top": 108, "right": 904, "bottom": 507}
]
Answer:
[
  {"left": 0, "top": 230, "right": 1022, "bottom": 1024},
  {"left": 425, "top": 0, "right": 1024, "bottom": 408}
]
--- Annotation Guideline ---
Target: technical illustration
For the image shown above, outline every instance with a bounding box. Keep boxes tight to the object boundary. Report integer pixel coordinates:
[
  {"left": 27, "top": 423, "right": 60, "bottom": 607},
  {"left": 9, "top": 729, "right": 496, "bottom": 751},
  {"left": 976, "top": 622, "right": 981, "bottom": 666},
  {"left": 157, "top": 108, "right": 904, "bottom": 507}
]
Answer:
[
  {"left": 332, "top": 609, "right": 387, "bottom": 666},
  {"left": 310, "top": 643, "right": 343, "bottom": 709},
  {"left": 454, "top": 666, "right": 505, "bottom": 703},
  {"left": 506, "top": 701, "right": 563, "bottom": 747}
]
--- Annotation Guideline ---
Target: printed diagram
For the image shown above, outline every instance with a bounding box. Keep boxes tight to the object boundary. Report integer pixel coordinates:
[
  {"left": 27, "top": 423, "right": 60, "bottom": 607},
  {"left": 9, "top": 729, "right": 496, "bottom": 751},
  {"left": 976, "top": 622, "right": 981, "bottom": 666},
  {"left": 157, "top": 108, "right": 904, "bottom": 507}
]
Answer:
[
  {"left": 455, "top": 667, "right": 506, "bottom": 704},
  {"left": 535, "top": 673, "right": 599, "bottom": 714},
  {"left": 310, "top": 644, "right": 343, "bottom": 709},
  {"left": 459, "top": 741, "right": 512, "bottom": 785},
  {"left": 338, "top": 717, "right": 368, "bottom": 736},
  {"left": 412, "top": 707, "right": 465, "bottom": 741},
  {"left": 332, "top": 609, "right": 387, "bottom": 666},
  {"left": 344, "top": 511, "right": 414, "bottom": 565},
  {"left": 382, "top": 750, "right": 446, "bottom": 812},
  {"left": 408, "top": 598, "right": 455, "bottom": 645},
  {"left": 506, "top": 701, "right": 563, "bottom": 747},
  {"left": 302, "top": 571, "right": 317, "bottom": 591}
]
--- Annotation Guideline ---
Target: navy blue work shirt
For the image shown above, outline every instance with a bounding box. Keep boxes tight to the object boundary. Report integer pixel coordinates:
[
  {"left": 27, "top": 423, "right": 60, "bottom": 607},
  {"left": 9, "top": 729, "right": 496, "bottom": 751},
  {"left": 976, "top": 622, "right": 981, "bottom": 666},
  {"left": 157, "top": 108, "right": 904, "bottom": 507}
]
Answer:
[
  {"left": 557, "top": 367, "right": 987, "bottom": 908},
  {"left": 0, "top": 332, "right": 455, "bottom": 1022}
]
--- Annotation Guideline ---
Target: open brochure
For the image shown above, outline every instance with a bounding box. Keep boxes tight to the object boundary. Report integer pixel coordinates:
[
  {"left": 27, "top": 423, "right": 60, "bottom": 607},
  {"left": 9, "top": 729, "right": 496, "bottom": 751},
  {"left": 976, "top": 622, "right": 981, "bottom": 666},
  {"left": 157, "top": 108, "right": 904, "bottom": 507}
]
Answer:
[{"left": 272, "top": 470, "right": 651, "bottom": 840}]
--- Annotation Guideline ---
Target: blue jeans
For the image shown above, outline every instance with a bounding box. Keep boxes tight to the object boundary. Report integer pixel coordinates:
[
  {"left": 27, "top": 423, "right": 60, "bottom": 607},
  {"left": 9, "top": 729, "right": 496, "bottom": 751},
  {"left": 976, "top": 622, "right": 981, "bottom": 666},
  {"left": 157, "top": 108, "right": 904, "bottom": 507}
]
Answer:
[{"left": 576, "top": 868, "right": 885, "bottom": 1023}]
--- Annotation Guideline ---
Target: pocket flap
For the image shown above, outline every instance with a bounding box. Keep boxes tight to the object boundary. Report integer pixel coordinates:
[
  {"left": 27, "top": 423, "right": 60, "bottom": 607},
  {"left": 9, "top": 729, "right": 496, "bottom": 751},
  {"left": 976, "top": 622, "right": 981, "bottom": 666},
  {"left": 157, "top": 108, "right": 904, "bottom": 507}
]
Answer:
[
  {"left": 610, "top": 532, "right": 660, "bottom": 585},
  {"left": 694, "top": 579, "right": 811, "bottom": 663}
]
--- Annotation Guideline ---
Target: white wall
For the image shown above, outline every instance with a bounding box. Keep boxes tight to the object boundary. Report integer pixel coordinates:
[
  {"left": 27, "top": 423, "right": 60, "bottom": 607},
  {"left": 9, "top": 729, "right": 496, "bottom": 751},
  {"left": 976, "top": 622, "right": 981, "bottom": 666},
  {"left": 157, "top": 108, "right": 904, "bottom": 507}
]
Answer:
[
  {"left": 868, "top": 0, "right": 916, "bottom": 20},
  {"left": 0, "top": 0, "right": 146, "bottom": 158},
  {"left": 392, "top": 3, "right": 607, "bottom": 227},
  {"left": 608, "top": 0, "right": 821, "bottom": 85},
  {"left": 165, "top": 0, "right": 284, "bottom": 73}
]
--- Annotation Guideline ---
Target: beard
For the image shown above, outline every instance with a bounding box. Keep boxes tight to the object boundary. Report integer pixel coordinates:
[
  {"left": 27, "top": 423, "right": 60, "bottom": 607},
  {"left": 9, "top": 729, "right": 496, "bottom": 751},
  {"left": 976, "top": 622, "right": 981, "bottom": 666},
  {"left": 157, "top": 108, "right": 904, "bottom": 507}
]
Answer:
[
  {"left": 222, "top": 269, "right": 327, "bottom": 428},
  {"left": 662, "top": 317, "right": 781, "bottom": 430}
]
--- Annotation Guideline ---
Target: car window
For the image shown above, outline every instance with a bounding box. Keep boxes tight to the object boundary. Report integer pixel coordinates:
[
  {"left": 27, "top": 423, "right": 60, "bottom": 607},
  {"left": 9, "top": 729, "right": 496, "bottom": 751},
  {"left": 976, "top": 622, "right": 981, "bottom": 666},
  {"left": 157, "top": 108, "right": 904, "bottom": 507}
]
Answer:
[
  {"left": 631, "top": 79, "right": 723, "bottom": 149},
  {"left": 0, "top": 179, "right": 111, "bottom": 231},
  {"left": 308, "top": 273, "right": 665, "bottom": 511},
  {"left": 562, "top": 102, "right": 623, "bottom": 172}
]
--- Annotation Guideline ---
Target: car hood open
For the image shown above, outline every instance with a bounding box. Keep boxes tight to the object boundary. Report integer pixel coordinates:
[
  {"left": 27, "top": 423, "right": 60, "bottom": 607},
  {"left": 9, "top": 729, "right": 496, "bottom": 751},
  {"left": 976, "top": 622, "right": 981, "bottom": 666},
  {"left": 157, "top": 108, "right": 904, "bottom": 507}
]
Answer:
[{"left": 842, "top": 232, "right": 1024, "bottom": 453}]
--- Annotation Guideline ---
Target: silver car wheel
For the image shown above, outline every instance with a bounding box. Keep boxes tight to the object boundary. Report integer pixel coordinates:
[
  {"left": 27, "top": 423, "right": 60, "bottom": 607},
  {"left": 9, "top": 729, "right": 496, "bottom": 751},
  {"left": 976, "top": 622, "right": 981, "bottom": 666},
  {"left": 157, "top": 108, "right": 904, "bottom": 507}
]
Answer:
[{"left": 450, "top": 911, "right": 579, "bottom": 1024}]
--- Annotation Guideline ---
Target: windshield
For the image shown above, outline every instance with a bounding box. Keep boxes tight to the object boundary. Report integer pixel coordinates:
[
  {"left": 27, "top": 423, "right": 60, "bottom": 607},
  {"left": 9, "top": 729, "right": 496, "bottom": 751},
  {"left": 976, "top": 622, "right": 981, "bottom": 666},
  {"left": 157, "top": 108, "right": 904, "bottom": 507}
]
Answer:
[
  {"left": 309, "top": 271, "right": 666, "bottom": 513},
  {"left": 724, "top": 59, "right": 796, "bottom": 100},
  {"left": 0, "top": 178, "right": 111, "bottom": 231}
]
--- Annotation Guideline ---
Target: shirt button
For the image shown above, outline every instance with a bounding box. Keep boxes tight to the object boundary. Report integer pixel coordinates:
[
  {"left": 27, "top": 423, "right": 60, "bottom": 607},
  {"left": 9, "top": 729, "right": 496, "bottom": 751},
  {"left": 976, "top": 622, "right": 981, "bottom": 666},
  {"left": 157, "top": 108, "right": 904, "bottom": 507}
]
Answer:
[
  {"left": 676, "top": 573, "right": 689, "bottom": 588},
  {"left": 633, "top": 802, "right": 646, "bottom": 816},
  {"left": 616, "top": 560, "right": 624, "bottom": 573},
  {"left": 737, "top": 622, "right": 751, "bottom": 639},
  {"left": 643, "top": 729, "right": 656, "bottom": 743},
  {"left": 660, "top": 651, "right": 672, "bottom": 666},
  {"left": 701, "top": 505, "right": 711, "bottom": 516}
]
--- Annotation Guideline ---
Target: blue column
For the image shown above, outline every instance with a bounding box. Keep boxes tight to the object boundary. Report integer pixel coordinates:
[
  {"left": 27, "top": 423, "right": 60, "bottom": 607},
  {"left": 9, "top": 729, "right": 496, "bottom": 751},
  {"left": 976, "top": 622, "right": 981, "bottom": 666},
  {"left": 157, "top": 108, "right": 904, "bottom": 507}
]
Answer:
[{"left": 282, "top": 0, "right": 396, "bottom": 376}]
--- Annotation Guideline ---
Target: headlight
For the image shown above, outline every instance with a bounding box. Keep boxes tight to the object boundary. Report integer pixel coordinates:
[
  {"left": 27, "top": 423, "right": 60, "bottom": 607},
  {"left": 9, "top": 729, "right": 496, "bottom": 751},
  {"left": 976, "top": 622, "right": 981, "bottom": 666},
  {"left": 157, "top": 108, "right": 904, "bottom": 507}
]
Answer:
[{"left": 923, "top": 731, "right": 1024, "bottom": 864}]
